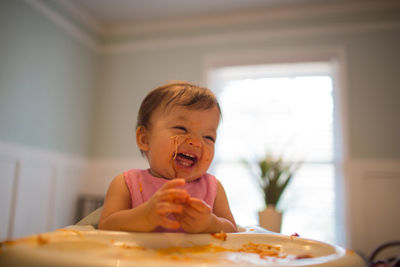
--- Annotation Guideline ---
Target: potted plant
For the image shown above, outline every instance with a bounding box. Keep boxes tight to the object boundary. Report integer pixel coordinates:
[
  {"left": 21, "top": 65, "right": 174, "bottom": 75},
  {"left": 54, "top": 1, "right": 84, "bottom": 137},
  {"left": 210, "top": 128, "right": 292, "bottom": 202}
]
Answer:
[{"left": 244, "top": 154, "right": 301, "bottom": 232}]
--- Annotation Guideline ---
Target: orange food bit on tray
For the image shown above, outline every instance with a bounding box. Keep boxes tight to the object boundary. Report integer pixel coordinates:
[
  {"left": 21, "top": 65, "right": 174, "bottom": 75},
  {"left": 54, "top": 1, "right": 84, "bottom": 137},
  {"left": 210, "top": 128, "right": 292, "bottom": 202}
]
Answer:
[
  {"left": 238, "top": 242, "right": 281, "bottom": 258},
  {"left": 290, "top": 233, "right": 300, "bottom": 239},
  {"left": 37, "top": 235, "right": 49, "bottom": 245},
  {"left": 157, "top": 244, "right": 231, "bottom": 255},
  {"left": 296, "top": 254, "right": 313, "bottom": 259},
  {"left": 210, "top": 231, "right": 227, "bottom": 241}
]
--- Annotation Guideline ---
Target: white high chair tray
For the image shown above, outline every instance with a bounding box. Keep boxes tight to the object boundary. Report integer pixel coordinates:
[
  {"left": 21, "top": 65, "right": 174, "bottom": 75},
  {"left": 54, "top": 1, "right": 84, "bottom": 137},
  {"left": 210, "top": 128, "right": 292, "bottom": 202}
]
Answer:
[{"left": 0, "top": 227, "right": 364, "bottom": 267}]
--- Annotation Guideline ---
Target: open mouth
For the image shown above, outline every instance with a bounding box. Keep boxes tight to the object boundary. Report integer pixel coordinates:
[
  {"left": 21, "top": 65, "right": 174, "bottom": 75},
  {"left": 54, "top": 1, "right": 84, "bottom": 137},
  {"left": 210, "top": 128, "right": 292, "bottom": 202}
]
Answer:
[{"left": 174, "top": 152, "right": 198, "bottom": 167}]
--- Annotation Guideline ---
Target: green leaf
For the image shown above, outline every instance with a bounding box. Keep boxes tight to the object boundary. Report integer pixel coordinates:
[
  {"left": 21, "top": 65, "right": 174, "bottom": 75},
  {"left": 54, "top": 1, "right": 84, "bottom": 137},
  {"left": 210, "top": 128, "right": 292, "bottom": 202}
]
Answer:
[{"left": 243, "top": 154, "right": 301, "bottom": 207}]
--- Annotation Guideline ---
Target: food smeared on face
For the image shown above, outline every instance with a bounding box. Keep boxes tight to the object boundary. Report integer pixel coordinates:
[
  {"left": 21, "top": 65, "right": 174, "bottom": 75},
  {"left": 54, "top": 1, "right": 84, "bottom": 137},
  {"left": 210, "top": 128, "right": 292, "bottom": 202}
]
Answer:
[
  {"left": 169, "top": 134, "right": 202, "bottom": 179},
  {"left": 170, "top": 135, "right": 183, "bottom": 161},
  {"left": 170, "top": 134, "right": 184, "bottom": 178},
  {"left": 170, "top": 135, "right": 199, "bottom": 166}
]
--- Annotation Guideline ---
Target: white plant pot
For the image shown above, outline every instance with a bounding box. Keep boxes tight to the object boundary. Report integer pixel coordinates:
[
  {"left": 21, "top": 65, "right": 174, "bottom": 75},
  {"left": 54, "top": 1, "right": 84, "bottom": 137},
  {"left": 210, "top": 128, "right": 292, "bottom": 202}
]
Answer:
[{"left": 258, "top": 205, "right": 283, "bottom": 233}]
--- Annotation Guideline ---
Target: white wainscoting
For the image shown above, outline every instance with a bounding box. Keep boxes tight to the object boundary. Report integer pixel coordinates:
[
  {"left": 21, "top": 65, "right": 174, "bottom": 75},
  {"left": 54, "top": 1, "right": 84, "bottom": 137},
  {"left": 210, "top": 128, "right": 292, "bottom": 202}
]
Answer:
[
  {"left": 345, "top": 159, "right": 400, "bottom": 256},
  {"left": 12, "top": 158, "right": 55, "bottom": 238},
  {"left": 0, "top": 142, "right": 88, "bottom": 239},
  {"left": 0, "top": 155, "right": 17, "bottom": 240},
  {"left": 0, "top": 142, "right": 147, "bottom": 240},
  {"left": 81, "top": 158, "right": 148, "bottom": 196},
  {"left": 52, "top": 160, "right": 87, "bottom": 231}
]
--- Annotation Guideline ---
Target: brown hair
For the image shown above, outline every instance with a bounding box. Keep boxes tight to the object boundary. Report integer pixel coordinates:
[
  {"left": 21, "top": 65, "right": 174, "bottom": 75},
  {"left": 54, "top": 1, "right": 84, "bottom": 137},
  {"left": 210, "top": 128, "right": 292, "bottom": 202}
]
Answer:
[{"left": 136, "top": 81, "right": 221, "bottom": 129}]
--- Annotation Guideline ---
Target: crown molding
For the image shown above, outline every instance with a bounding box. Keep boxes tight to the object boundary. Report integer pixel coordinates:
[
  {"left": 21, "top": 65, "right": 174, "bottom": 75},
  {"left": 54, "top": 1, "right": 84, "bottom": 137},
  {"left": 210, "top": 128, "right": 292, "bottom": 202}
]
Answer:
[
  {"left": 24, "top": 0, "right": 98, "bottom": 50},
  {"left": 51, "top": 0, "right": 102, "bottom": 34},
  {"left": 24, "top": 0, "right": 400, "bottom": 53},
  {"left": 99, "top": 19, "right": 400, "bottom": 54},
  {"left": 101, "top": 0, "right": 400, "bottom": 36}
]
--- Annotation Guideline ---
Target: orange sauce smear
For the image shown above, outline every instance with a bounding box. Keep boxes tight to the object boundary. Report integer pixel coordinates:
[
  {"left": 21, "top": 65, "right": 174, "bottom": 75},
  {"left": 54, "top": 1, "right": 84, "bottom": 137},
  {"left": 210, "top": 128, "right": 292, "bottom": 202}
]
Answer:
[{"left": 155, "top": 241, "right": 288, "bottom": 260}]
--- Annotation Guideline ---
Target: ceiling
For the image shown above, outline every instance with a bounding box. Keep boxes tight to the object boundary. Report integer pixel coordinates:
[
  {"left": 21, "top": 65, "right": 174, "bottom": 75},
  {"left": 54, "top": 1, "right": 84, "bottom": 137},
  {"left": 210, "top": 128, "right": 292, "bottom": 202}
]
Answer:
[{"left": 63, "top": 0, "right": 334, "bottom": 28}]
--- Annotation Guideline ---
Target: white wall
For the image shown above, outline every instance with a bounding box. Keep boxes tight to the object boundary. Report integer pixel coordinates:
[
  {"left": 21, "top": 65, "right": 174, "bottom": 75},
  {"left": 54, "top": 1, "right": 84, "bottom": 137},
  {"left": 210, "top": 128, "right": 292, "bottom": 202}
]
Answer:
[
  {"left": 345, "top": 160, "right": 400, "bottom": 255},
  {"left": 0, "top": 0, "right": 97, "bottom": 156}
]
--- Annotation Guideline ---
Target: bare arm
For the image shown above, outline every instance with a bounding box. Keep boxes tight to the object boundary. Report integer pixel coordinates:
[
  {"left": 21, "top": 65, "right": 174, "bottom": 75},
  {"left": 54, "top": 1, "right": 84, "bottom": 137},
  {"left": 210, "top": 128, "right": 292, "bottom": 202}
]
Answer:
[
  {"left": 209, "top": 179, "right": 237, "bottom": 232},
  {"left": 98, "top": 175, "right": 189, "bottom": 232}
]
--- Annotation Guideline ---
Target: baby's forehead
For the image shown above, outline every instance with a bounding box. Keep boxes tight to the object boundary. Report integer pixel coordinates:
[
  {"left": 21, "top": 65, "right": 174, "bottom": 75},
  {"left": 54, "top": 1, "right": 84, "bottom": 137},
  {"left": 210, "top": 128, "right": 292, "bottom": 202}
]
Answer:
[
  {"left": 152, "top": 104, "right": 219, "bottom": 123},
  {"left": 163, "top": 103, "right": 220, "bottom": 116},
  {"left": 147, "top": 103, "right": 220, "bottom": 131},
  {"left": 146, "top": 96, "right": 221, "bottom": 126}
]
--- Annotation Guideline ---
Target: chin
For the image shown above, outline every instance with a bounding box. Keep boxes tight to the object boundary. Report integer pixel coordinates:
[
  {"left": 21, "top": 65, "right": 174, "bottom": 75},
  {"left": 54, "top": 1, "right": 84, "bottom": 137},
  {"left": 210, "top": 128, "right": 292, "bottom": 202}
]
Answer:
[{"left": 177, "top": 171, "right": 205, "bottom": 182}]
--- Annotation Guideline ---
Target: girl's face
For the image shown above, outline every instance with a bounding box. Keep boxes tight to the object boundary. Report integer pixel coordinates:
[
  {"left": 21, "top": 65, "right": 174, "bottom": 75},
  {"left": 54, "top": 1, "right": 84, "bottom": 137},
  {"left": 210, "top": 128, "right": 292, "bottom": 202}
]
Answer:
[{"left": 136, "top": 104, "right": 220, "bottom": 181}]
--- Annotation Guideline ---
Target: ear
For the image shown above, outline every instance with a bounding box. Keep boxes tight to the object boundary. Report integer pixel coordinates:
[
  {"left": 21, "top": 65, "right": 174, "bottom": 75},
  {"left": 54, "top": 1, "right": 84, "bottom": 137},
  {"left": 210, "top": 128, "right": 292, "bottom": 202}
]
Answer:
[{"left": 136, "top": 126, "right": 150, "bottom": 152}]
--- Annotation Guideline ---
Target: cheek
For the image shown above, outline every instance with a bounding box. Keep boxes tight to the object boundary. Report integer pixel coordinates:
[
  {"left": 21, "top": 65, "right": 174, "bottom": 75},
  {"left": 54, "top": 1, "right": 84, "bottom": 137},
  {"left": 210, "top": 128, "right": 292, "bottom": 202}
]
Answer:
[
  {"left": 148, "top": 140, "right": 172, "bottom": 161},
  {"left": 204, "top": 157, "right": 212, "bottom": 165},
  {"left": 152, "top": 135, "right": 174, "bottom": 150},
  {"left": 203, "top": 146, "right": 215, "bottom": 163}
]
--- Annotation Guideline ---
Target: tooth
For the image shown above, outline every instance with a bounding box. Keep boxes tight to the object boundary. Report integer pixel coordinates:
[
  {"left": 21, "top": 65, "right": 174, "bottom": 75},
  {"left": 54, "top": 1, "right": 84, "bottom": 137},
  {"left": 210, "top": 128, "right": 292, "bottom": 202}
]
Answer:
[
  {"left": 179, "top": 160, "right": 190, "bottom": 166},
  {"left": 182, "top": 153, "right": 194, "bottom": 158}
]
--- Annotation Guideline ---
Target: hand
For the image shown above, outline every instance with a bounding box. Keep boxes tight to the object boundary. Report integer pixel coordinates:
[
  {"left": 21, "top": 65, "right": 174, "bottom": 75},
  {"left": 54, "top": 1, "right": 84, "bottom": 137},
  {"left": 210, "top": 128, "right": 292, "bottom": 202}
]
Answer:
[
  {"left": 176, "top": 197, "right": 213, "bottom": 233},
  {"left": 144, "top": 179, "right": 189, "bottom": 230}
]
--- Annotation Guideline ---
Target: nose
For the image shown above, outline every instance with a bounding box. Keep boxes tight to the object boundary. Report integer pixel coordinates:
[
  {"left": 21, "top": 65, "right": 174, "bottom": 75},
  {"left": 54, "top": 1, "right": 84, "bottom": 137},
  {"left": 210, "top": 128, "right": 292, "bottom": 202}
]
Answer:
[{"left": 185, "top": 135, "right": 202, "bottom": 148}]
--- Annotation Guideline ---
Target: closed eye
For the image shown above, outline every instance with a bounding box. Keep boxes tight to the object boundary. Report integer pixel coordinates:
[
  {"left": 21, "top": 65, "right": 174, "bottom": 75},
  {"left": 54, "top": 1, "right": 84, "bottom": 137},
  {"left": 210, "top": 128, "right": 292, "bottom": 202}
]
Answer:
[
  {"left": 173, "top": 126, "right": 187, "bottom": 132},
  {"left": 205, "top": 136, "right": 215, "bottom": 143}
]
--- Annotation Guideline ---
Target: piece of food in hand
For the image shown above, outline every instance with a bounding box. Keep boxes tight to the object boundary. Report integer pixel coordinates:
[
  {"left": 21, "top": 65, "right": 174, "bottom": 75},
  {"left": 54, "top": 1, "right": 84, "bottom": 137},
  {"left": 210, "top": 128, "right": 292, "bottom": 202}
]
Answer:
[{"left": 169, "top": 192, "right": 189, "bottom": 204}]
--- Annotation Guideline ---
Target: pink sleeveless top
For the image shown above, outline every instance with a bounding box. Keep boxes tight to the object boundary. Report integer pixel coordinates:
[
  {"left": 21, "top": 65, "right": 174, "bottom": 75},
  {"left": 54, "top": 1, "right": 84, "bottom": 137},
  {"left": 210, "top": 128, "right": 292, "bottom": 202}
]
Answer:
[{"left": 123, "top": 169, "right": 218, "bottom": 232}]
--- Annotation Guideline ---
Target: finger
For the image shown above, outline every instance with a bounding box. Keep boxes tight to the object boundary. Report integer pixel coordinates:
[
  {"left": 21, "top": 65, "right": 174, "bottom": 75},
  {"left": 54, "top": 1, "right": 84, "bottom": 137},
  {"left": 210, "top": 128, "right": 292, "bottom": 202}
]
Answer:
[
  {"left": 160, "top": 216, "right": 181, "bottom": 229},
  {"left": 176, "top": 205, "right": 200, "bottom": 220},
  {"left": 173, "top": 212, "right": 183, "bottom": 222},
  {"left": 187, "top": 197, "right": 210, "bottom": 212},
  {"left": 174, "top": 207, "right": 196, "bottom": 223},
  {"left": 160, "top": 189, "right": 189, "bottom": 203},
  {"left": 160, "top": 178, "right": 185, "bottom": 190},
  {"left": 181, "top": 204, "right": 199, "bottom": 219},
  {"left": 177, "top": 211, "right": 194, "bottom": 225},
  {"left": 155, "top": 202, "right": 183, "bottom": 215},
  {"left": 178, "top": 216, "right": 198, "bottom": 233}
]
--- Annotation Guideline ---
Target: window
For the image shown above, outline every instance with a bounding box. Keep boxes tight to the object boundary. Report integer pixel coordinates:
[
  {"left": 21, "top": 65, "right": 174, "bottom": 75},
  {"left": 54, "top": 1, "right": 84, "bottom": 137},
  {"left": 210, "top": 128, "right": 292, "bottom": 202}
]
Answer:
[{"left": 209, "top": 62, "right": 337, "bottom": 243}]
